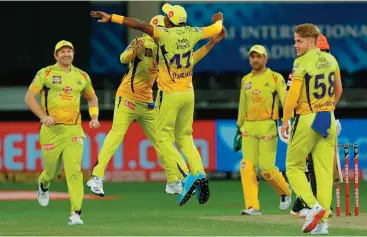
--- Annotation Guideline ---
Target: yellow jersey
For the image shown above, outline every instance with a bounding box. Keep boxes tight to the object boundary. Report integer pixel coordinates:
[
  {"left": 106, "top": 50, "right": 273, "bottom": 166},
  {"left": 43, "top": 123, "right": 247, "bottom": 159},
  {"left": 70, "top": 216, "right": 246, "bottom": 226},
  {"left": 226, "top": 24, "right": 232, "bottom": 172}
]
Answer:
[
  {"left": 116, "top": 35, "right": 158, "bottom": 102},
  {"left": 29, "top": 63, "right": 95, "bottom": 125},
  {"left": 238, "top": 68, "right": 286, "bottom": 126},
  {"left": 291, "top": 48, "right": 340, "bottom": 115}
]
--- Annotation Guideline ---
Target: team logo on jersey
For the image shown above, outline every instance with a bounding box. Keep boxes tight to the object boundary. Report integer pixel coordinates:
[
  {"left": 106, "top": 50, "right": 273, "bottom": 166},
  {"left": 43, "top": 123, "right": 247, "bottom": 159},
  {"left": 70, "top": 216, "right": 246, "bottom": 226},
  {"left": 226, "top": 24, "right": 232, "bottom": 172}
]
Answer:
[
  {"left": 63, "top": 86, "right": 72, "bottom": 94},
  {"left": 145, "top": 48, "right": 153, "bottom": 57},
  {"left": 253, "top": 89, "right": 260, "bottom": 95},
  {"left": 52, "top": 76, "right": 62, "bottom": 84},
  {"left": 245, "top": 82, "right": 252, "bottom": 90},
  {"left": 264, "top": 83, "right": 269, "bottom": 87},
  {"left": 77, "top": 80, "right": 82, "bottom": 85}
]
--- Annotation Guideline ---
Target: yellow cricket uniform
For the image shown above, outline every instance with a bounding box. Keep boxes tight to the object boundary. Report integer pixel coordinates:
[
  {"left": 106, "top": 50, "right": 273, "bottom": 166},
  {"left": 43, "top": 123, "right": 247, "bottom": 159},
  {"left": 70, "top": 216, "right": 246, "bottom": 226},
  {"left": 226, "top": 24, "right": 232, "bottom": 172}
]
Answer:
[
  {"left": 284, "top": 48, "right": 339, "bottom": 221},
  {"left": 29, "top": 63, "right": 95, "bottom": 215},
  {"left": 152, "top": 21, "right": 222, "bottom": 180},
  {"left": 92, "top": 35, "right": 188, "bottom": 181},
  {"left": 237, "top": 68, "right": 291, "bottom": 210}
]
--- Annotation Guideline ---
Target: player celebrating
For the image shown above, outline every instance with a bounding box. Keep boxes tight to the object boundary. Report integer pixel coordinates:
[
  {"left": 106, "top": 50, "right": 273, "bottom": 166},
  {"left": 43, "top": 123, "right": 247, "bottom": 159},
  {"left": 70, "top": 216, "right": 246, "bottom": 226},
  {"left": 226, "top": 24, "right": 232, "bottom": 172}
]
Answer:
[
  {"left": 87, "top": 15, "right": 226, "bottom": 197},
  {"left": 235, "top": 45, "right": 292, "bottom": 215},
  {"left": 25, "top": 40, "right": 100, "bottom": 225},
  {"left": 287, "top": 34, "right": 343, "bottom": 220},
  {"left": 90, "top": 4, "right": 224, "bottom": 206},
  {"left": 281, "top": 24, "right": 340, "bottom": 234}
]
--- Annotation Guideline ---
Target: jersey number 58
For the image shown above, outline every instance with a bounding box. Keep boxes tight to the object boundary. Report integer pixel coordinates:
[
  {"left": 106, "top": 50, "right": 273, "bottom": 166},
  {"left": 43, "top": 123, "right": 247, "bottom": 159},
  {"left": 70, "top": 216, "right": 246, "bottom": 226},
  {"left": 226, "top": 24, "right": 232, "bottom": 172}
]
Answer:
[{"left": 306, "top": 72, "right": 335, "bottom": 99}]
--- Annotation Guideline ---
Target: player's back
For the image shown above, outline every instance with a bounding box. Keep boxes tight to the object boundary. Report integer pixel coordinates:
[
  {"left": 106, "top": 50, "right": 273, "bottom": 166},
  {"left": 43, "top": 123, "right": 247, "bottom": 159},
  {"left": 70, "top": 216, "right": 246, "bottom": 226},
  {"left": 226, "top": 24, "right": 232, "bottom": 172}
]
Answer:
[
  {"left": 156, "top": 26, "right": 203, "bottom": 92},
  {"left": 117, "top": 36, "right": 158, "bottom": 103},
  {"left": 294, "top": 49, "right": 339, "bottom": 115}
]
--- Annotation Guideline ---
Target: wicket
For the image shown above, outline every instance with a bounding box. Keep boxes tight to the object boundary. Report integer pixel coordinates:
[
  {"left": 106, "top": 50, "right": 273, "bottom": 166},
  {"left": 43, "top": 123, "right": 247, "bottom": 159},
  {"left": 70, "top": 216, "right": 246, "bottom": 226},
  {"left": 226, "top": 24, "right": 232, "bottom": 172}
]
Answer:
[{"left": 335, "top": 143, "right": 359, "bottom": 216}]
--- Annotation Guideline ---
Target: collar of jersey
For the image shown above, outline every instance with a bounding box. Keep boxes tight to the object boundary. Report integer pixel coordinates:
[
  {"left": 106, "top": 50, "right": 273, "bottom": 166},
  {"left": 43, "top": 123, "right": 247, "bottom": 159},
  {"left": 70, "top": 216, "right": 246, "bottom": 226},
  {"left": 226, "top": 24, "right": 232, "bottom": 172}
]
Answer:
[
  {"left": 54, "top": 63, "right": 75, "bottom": 72},
  {"left": 304, "top": 48, "right": 318, "bottom": 56},
  {"left": 250, "top": 68, "right": 271, "bottom": 77}
]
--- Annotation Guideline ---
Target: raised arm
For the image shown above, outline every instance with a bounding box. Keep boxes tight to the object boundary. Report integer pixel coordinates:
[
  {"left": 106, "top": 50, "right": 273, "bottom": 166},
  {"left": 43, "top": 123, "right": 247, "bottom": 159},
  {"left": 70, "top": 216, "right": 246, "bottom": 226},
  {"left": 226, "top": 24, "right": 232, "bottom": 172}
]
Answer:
[
  {"left": 91, "top": 11, "right": 155, "bottom": 37},
  {"left": 193, "top": 28, "right": 226, "bottom": 65}
]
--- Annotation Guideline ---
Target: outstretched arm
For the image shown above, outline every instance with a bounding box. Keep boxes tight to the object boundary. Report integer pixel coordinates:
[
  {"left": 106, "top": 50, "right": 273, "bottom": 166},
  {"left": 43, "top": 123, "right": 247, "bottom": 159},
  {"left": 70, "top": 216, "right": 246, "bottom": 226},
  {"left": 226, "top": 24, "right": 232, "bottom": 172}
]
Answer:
[
  {"left": 193, "top": 28, "right": 226, "bottom": 65},
  {"left": 91, "top": 11, "right": 155, "bottom": 37}
]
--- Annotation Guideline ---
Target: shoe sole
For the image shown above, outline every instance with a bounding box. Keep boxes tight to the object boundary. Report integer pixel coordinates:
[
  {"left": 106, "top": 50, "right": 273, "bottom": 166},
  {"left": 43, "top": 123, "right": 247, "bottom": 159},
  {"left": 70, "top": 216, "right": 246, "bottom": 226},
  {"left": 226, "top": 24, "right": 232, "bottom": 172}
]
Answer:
[
  {"left": 303, "top": 210, "right": 326, "bottom": 233},
  {"left": 179, "top": 180, "right": 199, "bottom": 206},
  {"left": 68, "top": 222, "right": 84, "bottom": 226},
  {"left": 198, "top": 178, "right": 210, "bottom": 204},
  {"left": 91, "top": 188, "right": 105, "bottom": 197},
  {"left": 165, "top": 189, "right": 180, "bottom": 195}
]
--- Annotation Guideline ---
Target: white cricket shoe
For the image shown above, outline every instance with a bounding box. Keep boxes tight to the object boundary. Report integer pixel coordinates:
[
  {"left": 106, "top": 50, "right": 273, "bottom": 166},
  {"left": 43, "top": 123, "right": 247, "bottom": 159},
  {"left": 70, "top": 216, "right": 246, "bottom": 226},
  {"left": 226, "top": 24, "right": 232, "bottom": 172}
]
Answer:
[
  {"left": 165, "top": 181, "right": 182, "bottom": 195},
  {"left": 241, "top": 208, "right": 262, "bottom": 215},
  {"left": 291, "top": 208, "right": 310, "bottom": 218},
  {"left": 302, "top": 202, "right": 326, "bottom": 233},
  {"left": 37, "top": 184, "right": 49, "bottom": 207},
  {"left": 311, "top": 221, "right": 329, "bottom": 235},
  {"left": 279, "top": 186, "right": 292, "bottom": 211},
  {"left": 68, "top": 212, "right": 83, "bottom": 226},
  {"left": 87, "top": 176, "right": 105, "bottom": 197},
  {"left": 280, "top": 194, "right": 292, "bottom": 211}
]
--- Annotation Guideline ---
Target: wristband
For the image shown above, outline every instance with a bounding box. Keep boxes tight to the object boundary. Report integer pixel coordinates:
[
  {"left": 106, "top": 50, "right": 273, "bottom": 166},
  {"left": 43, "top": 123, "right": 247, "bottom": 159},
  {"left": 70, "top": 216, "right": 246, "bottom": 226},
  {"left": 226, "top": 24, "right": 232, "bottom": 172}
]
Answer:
[
  {"left": 89, "top": 107, "right": 99, "bottom": 117},
  {"left": 111, "top": 14, "right": 124, "bottom": 24}
]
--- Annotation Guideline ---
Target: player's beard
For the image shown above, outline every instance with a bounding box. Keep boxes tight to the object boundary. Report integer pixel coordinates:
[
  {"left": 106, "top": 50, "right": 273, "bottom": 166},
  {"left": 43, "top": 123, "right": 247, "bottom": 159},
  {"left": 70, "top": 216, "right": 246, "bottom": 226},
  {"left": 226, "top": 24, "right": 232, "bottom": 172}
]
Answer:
[{"left": 251, "top": 63, "right": 265, "bottom": 72}]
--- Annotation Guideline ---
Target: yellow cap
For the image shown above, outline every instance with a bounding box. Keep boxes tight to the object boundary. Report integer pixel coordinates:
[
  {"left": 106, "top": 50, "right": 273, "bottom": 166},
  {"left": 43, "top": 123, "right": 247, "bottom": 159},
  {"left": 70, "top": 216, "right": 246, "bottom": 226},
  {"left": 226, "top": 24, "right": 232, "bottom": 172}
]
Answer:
[
  {"left": 162, "top": 3, "right": 187, "bottom": 25},
  {"left": 248, "top": 45, "right": 267, "bottom": 56},
  {"left": 150, "top": 15, "right": 165, "bottom": 27},
  {"left": 54, "top": 40, "right": 74, "bottom": 53}
]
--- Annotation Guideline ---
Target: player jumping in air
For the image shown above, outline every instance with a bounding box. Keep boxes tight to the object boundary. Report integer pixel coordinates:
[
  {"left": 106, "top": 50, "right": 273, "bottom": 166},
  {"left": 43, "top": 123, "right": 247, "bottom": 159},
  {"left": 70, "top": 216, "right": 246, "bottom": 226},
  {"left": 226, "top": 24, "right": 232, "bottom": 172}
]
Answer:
[
  {"left": 87, "top": 14, "right": 226, "bottom": 197},
  {"left": 234, "top": 45, "right": 292, "bottom": 215},
  {"left": 281, "top": 24, "right": 341, "bottom": 234},
  {"left": 90, "top": 4, "right": 224, "bottom": 205},
  {"left": 25, "top": 40, "right": 100, "bottom": 225}
]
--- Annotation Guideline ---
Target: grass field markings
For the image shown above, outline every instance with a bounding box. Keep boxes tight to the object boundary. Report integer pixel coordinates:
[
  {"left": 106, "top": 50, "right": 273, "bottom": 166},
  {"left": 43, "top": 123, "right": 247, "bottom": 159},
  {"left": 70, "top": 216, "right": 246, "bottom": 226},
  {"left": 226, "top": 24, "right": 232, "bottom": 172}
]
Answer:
[
  {"left": 0, "top": 190, "right": 121, "bottom": 200},
  {"left": 200, "top": 213, "right": 367, "bottom": 230}
]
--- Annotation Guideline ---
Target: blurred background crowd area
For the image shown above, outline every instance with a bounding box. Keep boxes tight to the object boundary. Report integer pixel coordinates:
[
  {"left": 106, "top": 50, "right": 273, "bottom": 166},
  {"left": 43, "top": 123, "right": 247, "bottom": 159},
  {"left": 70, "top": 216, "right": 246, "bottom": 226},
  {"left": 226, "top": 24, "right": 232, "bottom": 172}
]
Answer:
[{"left": 1, "top": 1, "right": 367, "bottom": 119}]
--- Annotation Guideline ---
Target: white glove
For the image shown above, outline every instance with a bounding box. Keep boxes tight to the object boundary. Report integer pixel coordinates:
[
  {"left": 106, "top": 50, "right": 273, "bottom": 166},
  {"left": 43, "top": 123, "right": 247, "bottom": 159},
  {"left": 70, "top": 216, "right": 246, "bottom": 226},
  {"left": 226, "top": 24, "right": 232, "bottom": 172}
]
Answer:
[
  {"left": 335, "top": 119, "right": 342, "bottom": 137},
  {"left": 278, "top": 120, "right": 292, "bottom": 144}
]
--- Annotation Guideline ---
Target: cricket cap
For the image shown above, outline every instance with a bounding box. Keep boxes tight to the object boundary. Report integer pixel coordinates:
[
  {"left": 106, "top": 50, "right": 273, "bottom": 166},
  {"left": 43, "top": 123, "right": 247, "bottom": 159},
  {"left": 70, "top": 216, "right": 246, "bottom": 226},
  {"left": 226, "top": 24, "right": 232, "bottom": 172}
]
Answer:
[
  {"left": 54, "top": 40, "right": 74, "bottom": 53},
  {"left": 162, "top": 3, "right": 187, "bottom": 25},
  {"left": 248, "top": 45, "right": 267, "bottom": 56}
]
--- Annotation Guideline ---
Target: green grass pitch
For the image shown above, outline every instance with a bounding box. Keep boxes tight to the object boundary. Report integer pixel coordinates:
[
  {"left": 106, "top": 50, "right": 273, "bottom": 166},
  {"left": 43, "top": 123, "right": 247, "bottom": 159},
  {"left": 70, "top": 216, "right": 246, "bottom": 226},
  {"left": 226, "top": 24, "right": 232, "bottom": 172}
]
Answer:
[{"left": 0, "top": 180, "right": 366, "bottom": 236}]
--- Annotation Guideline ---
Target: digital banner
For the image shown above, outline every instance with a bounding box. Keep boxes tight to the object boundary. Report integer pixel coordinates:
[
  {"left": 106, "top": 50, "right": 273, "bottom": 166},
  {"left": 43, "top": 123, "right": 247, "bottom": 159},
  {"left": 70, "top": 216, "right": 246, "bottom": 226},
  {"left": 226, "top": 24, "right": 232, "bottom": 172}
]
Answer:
[
  {"left": 1, "top": 119, "right": 366, "bottom": 182},
  {"left": 0, "top": 121, "right": 216, "bottom": 181},
  {"left": 216, "top": 119, "right": 367, "bottom": 173},
  {"left": 181, "top": 2, "right": 367, "bottom": 73}
]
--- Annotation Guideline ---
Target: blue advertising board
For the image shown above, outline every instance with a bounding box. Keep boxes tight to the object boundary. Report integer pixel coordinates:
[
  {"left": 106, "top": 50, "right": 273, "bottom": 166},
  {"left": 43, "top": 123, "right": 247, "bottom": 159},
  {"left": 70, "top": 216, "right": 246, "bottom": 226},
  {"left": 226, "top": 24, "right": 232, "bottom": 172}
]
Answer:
[
  {"left": 180, "top": 2, "right": 367, "bottom": 73},
  {"left": 216, "top": 119, "right": 367, "bottom": 172}
]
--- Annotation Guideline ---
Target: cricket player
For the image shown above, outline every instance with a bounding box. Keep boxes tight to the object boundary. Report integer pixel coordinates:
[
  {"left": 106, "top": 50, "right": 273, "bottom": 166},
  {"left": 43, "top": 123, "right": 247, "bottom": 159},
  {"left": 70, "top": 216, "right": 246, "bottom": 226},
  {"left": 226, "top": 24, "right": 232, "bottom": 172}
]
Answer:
[
  {"left": 24, "top": 40, "right": 100, "bottom": 225},
  {"left": 286, "top": 34, "right": 343, "bottom": 220},
  {"left": 235, "top": 45, "right": 292, "bottom": 215},
  {"left": 281, "top": 24, "right": 340, "bottom": 234},
  {"left": 87, "top": 15, "right": 225, "bottom": 197},
  {"left": 90, "top": 4, "right": 224, "bottom": 206}
]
